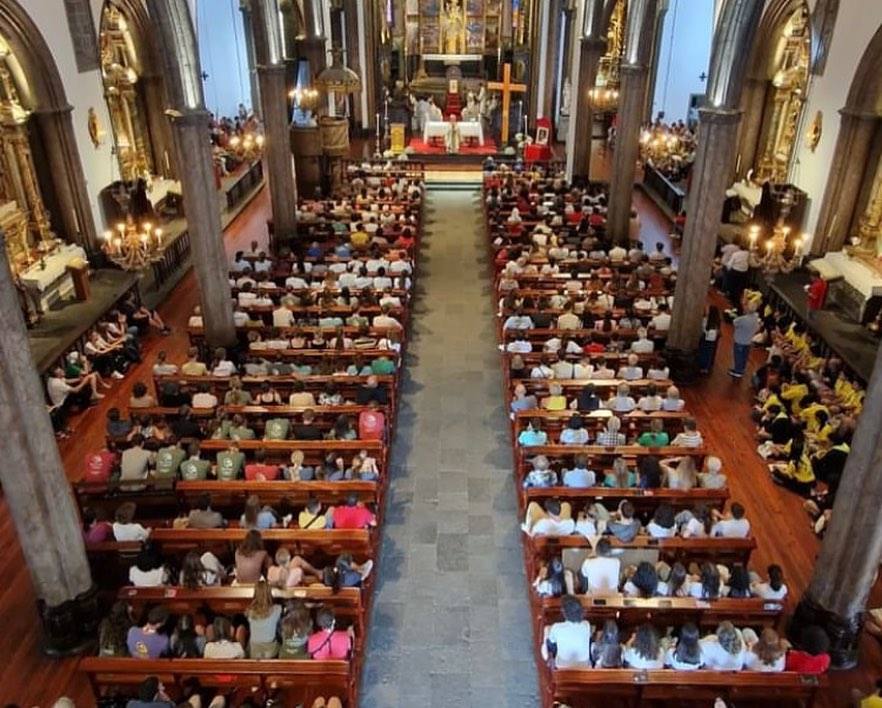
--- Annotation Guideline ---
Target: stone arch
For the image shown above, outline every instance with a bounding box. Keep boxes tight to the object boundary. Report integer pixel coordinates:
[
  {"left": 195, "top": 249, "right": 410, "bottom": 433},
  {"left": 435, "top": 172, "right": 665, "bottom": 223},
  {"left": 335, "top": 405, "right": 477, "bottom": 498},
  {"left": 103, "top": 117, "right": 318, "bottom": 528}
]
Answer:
[
  {"left": 0, "top": 0, "right": 97, "bottom": 248},
  {"left": 99, "top": 0, "right": 177, "bottom": 178},
  {"left": 811, "top": 24, "right": 882, "bottom": 255},
  {"left": 735, "top": 0, "right": 810, "bottom": 180}
]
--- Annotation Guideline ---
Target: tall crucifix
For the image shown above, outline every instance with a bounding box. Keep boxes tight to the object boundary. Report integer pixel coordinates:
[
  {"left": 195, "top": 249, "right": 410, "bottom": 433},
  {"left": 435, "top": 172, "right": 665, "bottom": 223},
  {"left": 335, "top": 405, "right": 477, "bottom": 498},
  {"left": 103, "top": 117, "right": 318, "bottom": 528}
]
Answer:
[{"left": 487, "top": 63, "right": 527, "bottom": 145}]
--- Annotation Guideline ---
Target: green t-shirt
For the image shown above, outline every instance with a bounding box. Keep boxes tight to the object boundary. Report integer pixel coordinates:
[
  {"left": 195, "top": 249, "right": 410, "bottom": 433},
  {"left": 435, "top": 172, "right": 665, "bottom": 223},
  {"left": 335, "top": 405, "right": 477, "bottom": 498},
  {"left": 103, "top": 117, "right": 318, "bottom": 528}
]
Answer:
[
  {"left": 264, "top": 418, "right": 290, "bottom": 440},
  {"left": 180, "top": 458, "right": 211, "bottom": 481},
  {"left": 216, "top": 450, "right": 245, "bottom": 480},
  {"left": 228, "top": 425, "right": 255, "bottom": 441},
  {"left": 225, "top": 390, "right": 253, "bottom": 406},
  {"left": 638, "top": 431, "right": 670, "bottom": 447},
  {"left": 155, "top": 446, "right": 186, "bottom": 478},
  {"left": 211, "top": 420, "right": 232, "bottom": 440},
  {"left": 371, "top": 357, "right": 396, "bottom": 375}
]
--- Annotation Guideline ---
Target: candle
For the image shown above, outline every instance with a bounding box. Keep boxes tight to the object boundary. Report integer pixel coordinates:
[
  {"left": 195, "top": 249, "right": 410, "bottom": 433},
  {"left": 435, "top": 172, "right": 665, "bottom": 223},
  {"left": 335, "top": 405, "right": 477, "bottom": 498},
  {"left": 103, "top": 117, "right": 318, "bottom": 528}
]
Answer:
[
  {"left": 164, "top": 150, "right": 171, "bottom": 173},
  {"left": 71, "top": 208, "right": 80, "bottom": 234},
  {"left": 376, "top": 112, "right": 381, "bottom": 138}
]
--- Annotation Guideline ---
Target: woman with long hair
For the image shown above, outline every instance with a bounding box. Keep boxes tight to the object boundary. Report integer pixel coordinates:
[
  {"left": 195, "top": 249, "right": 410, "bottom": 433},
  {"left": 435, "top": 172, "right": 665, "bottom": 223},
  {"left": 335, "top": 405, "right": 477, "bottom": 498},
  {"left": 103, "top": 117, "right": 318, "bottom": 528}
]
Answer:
[
  {"left": 98, "top": 601, "right": 131, "bottom": 656},
  {"left": 591, "top": 620, "right": 623, "bottom": 668},
  {"left": 665, "top": 622, "right": 704, "bottom": 670},
  {"left": 698, "top": 305, "right": 722, "bottom": 374},
  {"left": 235, "top": 529, "right": 269, "bottom": 584},
  {"left": 624, "top": 561, "right": 659, "bottom": 599},
  {"left": 701, "top": 620, "right": 745, "bottom": 670},
  {"left": 745, "top": 627, "right": 786, "bottom": 671},
  {"left": 624, "top": 623, "right": 663, "bottom": 669},
  {"left": 279, "top": 600, "right": 314, "bottom": 658},
  {"left": 246, "top": 579, "right": 282, "bottom": 658}
]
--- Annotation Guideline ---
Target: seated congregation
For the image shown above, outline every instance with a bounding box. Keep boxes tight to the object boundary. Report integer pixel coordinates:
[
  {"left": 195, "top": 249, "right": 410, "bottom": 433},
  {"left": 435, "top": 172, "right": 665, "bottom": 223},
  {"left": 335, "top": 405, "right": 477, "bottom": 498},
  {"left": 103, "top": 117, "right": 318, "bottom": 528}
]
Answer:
[
  {"left": 70, "top": 161, "right": 424, "bottom": 707},
  {"left": 483, "top": 162, "right": 831, "bottom": 706}
]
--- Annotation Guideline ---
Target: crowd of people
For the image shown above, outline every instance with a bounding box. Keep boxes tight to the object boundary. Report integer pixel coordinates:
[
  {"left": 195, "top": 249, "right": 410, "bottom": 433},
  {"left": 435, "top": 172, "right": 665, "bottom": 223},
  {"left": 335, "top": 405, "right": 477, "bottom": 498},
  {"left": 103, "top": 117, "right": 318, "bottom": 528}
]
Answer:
[{"left": 67, "top": 160, "right": 424, "bottom": 706}]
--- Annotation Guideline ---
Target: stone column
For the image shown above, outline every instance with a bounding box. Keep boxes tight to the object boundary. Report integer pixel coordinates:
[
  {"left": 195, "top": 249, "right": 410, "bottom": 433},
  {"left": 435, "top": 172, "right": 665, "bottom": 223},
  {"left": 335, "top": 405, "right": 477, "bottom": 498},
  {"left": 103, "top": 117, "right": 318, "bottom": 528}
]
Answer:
[
  {"left": 534, "top": 0, "right": 562, "bottom": 120},
  {"left": 735, "top": 76, "right": 767, "bottom": 179},
  {"left": 147, "top": 0, "right": 237, "bottom": 349},
  {"left": 791, "top": 341, "right": 882, "bottom": 668},
  {"left": 31, "top": 107, "right": 99, "bottom": 252},
  {"left": 607, "top": 0, "right": 658, "bottom": 244},
  {"left": 665, "top": 0, "right": 764, "bottom": 377},
  {"left": 811, "top": 110, "right": 879, "bottom": 256},
  {"left": 251, "top": 0, "right": 298, "bottom": 243},
  {"left": 240, "top": 0, "right": 262, "bottom": 114},
  {"left": 0, "top": 231, "right": 98, "bottom": 654},
  {"left": 666, "top": 108, "right": 741, "bottom": 356},
  {"left": 294, "top": 0, "right": 327, "bottom": 81}
]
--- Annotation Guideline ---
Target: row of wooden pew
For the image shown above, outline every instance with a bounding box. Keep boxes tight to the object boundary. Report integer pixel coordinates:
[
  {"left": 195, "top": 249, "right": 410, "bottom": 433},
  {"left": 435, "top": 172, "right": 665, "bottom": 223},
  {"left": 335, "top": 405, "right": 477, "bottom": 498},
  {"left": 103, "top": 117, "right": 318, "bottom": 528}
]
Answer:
[
  {"left": 77, "top": 180, "right": 426, "bottom": 707},
  {"left": 482, "top": 171, "right": 826, "bottom": 707}
]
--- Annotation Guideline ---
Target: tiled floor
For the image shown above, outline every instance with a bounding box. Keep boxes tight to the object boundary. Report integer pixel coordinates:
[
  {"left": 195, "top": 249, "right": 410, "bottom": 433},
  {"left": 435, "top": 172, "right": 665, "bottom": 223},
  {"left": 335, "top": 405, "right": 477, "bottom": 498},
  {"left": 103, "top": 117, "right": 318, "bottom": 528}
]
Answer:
[{"left": 361, "top": 189, "right": 539, "bottom": 706}]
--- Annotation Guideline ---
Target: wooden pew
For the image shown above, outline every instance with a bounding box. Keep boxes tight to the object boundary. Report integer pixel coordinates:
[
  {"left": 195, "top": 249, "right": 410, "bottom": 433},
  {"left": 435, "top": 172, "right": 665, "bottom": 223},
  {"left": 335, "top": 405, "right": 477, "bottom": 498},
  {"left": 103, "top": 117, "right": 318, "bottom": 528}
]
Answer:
[
  {"left": 549, "top": 669, "right": 825, "bottom": 708},
  {"left": 80, "top": 657, "right": 355, "bottom": 707},
  {"left": 521, "top": 487, "right": 729, "bottom": 517}
]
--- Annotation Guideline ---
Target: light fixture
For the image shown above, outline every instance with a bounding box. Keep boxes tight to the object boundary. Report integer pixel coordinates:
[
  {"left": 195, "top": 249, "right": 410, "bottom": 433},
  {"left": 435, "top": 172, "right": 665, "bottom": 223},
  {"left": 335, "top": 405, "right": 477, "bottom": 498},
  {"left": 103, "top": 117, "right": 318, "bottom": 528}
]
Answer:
[
  {"left": 102, "top": 215, "right": 165, "bottom": 271},
  {"left": 747, "top": 221, "right": 804, "bottom": 276},
  {"left": 588, "top": 87, "right": 620, "bottom": 113}
]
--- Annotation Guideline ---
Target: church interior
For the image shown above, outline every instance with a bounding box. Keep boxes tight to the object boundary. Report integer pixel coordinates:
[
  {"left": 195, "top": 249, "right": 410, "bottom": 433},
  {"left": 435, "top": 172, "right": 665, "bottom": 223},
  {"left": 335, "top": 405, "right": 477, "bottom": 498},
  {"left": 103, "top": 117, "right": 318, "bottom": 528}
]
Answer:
[{"left": 5, "top": 0, "right": 882, "bottom": 706}]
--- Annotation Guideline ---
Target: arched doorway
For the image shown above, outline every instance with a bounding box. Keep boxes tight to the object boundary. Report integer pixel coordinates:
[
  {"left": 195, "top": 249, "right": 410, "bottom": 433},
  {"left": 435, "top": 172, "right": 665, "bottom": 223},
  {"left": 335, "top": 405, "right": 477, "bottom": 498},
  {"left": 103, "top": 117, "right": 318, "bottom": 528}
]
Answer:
[
  {"left": 0, "top": 0, "right": 97, "bottom": 260},
  {"left": 811, "top": 25, "right": 882, "bottom": 255},
  {"left": 98, "top": 0, "right": 176, "bottom": 181},
  {"left": 736, "top": 0, "right": 811, "bottom": 183}
]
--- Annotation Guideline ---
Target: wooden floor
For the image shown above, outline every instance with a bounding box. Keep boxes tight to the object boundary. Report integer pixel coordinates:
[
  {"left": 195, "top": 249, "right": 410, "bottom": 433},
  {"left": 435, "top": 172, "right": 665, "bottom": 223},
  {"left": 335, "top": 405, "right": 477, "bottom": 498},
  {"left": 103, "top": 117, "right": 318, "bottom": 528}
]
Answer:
[{"left": 1, "top": 157, "right": 879, "bottom": 705}]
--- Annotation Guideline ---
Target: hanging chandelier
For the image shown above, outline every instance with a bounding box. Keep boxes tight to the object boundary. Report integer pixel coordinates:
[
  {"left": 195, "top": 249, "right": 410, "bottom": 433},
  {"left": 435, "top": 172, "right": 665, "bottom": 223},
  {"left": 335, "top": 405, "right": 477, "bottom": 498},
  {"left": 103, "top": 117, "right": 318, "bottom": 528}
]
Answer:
[
  {"left": 227, "top": 132, "right": 265, "bottom": 161},
  {"left": 102, "top": 214, "right": 165, "bottom": 271},
  {"left": 589, "top": 87, "right": 620, "bottom": 113},
  {"left": 315, "top": 47, "right": 361, "bottom": 95}
]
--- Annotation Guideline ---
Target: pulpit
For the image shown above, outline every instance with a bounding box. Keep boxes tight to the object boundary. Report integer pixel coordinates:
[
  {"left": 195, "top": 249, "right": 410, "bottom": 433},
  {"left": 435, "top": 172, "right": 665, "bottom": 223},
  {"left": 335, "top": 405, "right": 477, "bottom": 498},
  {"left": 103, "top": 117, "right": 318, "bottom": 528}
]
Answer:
[{"left": 67, "top": 261, "right": 91, "bottom": 302}]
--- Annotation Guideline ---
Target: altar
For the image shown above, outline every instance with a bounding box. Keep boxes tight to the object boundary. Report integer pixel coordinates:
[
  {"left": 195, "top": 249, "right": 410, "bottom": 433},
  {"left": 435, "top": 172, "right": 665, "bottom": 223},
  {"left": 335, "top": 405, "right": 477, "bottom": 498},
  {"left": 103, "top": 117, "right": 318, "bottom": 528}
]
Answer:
[
  {"left": 811, "top": 250, "right": 882, "bottom": 323},
  {"left": 423, "top": 120, "right": 484, "bottom": 146},
  {"left": 20, "top": 243, "right": 87, "bottom": 310}
]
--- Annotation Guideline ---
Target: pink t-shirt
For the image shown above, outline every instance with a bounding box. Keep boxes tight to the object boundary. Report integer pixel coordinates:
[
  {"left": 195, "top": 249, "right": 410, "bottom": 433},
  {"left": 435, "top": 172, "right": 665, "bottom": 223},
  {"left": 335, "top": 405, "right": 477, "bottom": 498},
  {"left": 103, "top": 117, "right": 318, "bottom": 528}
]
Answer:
[
  {"left": 84, "top": 450, "right": 116, "bottom": 484},
  {"left": 332, "top": 506, "right": 375, "bottom": 529},
  {"left": 307, "top": 629, "right": 351, "bottom": 659}
]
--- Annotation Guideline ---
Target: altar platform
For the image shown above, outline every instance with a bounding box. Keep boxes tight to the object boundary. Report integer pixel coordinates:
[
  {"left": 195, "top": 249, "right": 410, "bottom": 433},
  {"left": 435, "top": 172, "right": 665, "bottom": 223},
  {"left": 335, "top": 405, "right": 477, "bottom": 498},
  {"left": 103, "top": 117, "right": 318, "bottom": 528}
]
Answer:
[{"left": 407, "top": 136, "right": 498, "bottom": 158}]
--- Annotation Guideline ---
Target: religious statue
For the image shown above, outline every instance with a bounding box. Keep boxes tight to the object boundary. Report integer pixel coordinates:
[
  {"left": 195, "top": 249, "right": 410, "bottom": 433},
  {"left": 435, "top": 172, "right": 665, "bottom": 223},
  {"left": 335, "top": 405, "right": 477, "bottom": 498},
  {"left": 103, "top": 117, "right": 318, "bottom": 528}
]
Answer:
[
  {"left": 561, "top": 78, "right": 572, "bottom": 116},
  {"left": 441, "top": 0, "right": 466, "bottom": 55},
  {"left": 427, "top": 97, "right": 443, "bottom": 123}
]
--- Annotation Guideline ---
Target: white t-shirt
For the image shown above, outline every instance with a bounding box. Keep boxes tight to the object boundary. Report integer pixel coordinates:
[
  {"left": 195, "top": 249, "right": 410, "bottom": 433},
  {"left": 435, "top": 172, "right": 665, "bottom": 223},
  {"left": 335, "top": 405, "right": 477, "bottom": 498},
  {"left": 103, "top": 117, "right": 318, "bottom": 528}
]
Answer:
[
  {"left": 646, "top": 521, "right": 676, "bottom": 538},
  {"left": 529, "top": 517, "right": 576, "bottom": 537},
  {"left": 681, "top": 517, "right": 707, "bottom": 538},
  {"left": 744, "top": 650, "right": 785, "bottom": 672},
  {"left": 113, "top": 522, "right": 150, "bottom": 542},
  {"left": 751, "top": 581, "right": 788, "bottom": 601},
  {"left": 548, "top": 620, "right": 592, "bottom": 668},
  {"left": 129, "top": 566, "right": 167, "bottom": 587},
  {"left": 712, "top": 518, "right": 751, "bottom": 538},
  {"left": 192, "top": 392, "right": 219, "bottom": 409},
  {"left": 47, "top": 377, "right": 74, "bottom": 407},
  {"left": 273, "top": 308, "right": 294, "bottom": 328},
  {"left": 651, "top": 313, "right": 671, "bottom": 331},
  {"left": 700, "top": 636, "right": 745, "bottom": 670},
  {"left": 580, "top": 557, "right": 621, "bottom": 595},
  {"left": 204, "top": 640, "right": 246, "bottom": 659},
  {"left": 623, "top": 646, "right": 664, "bottom": 669}
]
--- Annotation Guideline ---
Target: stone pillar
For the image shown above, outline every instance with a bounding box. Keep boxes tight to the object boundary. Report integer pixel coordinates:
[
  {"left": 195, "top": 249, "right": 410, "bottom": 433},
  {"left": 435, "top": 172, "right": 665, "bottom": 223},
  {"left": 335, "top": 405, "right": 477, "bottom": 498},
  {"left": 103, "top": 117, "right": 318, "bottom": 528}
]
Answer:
[
  {"left": 294, "top": 0, "right": 327, "bottom": 81},
  {"left": 534, "top": 0, "right": 562, "bottom": 121},
  {"left": 607, "top": 0, "right": 658, "bottom": 244},
  {"left": 0, "top": 231, "right": 98, "bottom": 654},
  {"left": 240, "top": 0, "right": 262, "bottom": 114},
  {"left": 665, "top": 0, "right": 764, "bottom": 377},
  {"left": 811, "top": 110, "right": 879, "bottom": 256},
  {"left": 735, "top": 76, "right": 767, "bottom": 179},
  {"left": 642, "top": 0, "right": 668, "bottom": 123},
  {"left": 147, "top": 0, "right": 237, "bottom": 348},
  {"left": 666, "top": 108, "right": 741, "bottom": 357},
  {"left": 565, "top": 0, "right": 609, "bottom": 183},
  {"left": 251, "top": 0, "right": 298, "bottom": 243},
  {"left": 31, "top": 107, "right": 99, "bottom": 252},
  {"left": 791, "top": 341, "right": 882, "bottom": 668}
]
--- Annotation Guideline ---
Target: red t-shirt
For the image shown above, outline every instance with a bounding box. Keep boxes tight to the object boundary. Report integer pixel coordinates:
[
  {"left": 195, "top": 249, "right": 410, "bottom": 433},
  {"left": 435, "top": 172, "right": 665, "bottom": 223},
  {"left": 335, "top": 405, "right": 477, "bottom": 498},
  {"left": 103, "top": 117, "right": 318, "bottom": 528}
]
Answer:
[
  {"left": 84, "top": 450, "right": 116, "bottom": 484},
  {"left": 583, "top": 342, "right": 606, "bottom": 354},
  {"left": 244, "top": 463, "right": 280, "bottom": 481},
  {"left": 332, "top": 505, "right": 375, "bottom": 529},
  {"left": 785, "top": 650, "right": 830, "bottom": 674},
  {"left": 807, "top": 279, "right": 828, "bottom": 310},
  {"left": 358, "top": 410, "right": 385, "bottom": 441},
  {"left": 307, "top": 629, "right": 351, "bottom": 659}
]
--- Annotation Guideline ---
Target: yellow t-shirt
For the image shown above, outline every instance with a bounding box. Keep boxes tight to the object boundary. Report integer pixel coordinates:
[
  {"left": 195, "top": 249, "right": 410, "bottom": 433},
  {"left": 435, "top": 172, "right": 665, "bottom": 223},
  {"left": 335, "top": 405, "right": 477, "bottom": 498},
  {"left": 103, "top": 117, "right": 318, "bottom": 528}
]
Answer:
[
  {"left": 350, "top": 230, "right": 369, "bottom": 248},
  {"left": 861, "top": 695, "right": 882, "bottom": 708},
  {"left": 782, "top": 383, "right": 809, "bottom": 413},
  {"left": 541, "top": 395, "right": 567, "bottom": 411}
]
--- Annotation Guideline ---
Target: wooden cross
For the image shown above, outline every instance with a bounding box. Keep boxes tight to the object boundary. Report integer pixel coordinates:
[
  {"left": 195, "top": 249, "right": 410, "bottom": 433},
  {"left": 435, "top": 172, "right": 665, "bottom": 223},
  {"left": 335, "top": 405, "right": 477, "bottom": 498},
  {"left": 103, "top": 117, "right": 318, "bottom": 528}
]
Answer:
[{"left": 487, "top": 62, "right": 527, "bottom": 145}]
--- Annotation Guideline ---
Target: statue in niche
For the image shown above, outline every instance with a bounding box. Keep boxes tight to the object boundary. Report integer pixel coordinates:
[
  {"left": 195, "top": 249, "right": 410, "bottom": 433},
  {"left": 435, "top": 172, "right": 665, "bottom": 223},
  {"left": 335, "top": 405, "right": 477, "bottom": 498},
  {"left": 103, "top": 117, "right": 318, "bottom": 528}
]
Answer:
[
  {"left": 561, "top": 78, "right": 572, "bottom": 116},
  {"left": 441, "top": 0, "right": 466, "bottom": 54}
]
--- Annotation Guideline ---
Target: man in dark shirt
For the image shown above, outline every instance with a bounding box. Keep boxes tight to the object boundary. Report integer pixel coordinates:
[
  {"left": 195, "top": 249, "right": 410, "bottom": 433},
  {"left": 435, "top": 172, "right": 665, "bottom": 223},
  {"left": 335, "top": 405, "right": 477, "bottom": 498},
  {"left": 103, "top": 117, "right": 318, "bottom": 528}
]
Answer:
[
  {"left": 171, "top": 405, "right": 203, "bottom": 440},
  {"left": 293, "top": 409, "right": 323, "bottom": 440},
  {"left": 356, "top": 376, "right": 388, "bottom": 405}
]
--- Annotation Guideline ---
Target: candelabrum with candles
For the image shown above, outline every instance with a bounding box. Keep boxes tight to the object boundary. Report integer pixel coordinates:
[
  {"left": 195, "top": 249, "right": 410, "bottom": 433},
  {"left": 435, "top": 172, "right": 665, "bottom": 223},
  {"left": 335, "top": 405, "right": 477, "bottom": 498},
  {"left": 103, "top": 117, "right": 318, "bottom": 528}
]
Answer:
[
  {"left": 588, "top": 87, "right": 620, "bottom": 113},
  {"left": 747, "top": 220, "right": 804, "bottom": 276},
  {"left": 102, "top": 214, "right": 165, "bottom": 271},
  {"left": 227, "top": 132, "right": 265, "bottom": 162}
]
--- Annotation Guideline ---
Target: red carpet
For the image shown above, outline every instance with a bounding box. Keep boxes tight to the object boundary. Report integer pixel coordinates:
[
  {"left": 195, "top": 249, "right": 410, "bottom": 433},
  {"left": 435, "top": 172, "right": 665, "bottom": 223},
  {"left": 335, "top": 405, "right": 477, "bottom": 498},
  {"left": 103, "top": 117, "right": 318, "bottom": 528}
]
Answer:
[{"left": 407, "top": 137, "right": 499, "bottom": 156}]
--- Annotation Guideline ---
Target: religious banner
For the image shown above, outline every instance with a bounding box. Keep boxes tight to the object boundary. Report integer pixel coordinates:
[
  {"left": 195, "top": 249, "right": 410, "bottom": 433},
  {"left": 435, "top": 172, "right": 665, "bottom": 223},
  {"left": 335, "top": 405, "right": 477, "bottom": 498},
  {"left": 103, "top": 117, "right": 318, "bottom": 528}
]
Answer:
[{"left": 390, "top": 123, "right": 407, "bottom": 154}]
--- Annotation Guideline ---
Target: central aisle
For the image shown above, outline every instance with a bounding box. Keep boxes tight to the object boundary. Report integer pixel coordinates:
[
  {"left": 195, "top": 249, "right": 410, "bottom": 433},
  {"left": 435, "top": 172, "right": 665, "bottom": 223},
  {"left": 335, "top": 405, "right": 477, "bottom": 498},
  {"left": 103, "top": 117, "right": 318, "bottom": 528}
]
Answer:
[{"left": 361, "top": 188, "right": 539, "bottom": 706}]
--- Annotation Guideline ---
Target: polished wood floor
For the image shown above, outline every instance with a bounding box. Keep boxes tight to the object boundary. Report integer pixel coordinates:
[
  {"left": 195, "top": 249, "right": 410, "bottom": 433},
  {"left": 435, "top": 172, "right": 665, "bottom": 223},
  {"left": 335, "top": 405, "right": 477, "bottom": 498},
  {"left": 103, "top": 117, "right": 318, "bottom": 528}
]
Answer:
[{"left": 1, "top": 157, "right": 879, "bottom": 705}]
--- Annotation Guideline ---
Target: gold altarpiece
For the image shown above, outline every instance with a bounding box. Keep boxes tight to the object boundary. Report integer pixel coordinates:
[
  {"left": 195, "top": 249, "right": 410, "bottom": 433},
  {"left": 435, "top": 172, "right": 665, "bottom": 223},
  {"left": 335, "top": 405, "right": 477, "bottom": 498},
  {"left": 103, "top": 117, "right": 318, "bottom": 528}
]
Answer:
[
  {"left": 0, "top": 39, "right": 54, "bottom": 272},
  {"left": 755, "top": 6, "right": 810, "bottom": 184},
  {"left": 100, "top": 4, "right": 153, "bottom": 182},
  {"left": 596, "top": 0, "right": 626, "bottom": 91}
]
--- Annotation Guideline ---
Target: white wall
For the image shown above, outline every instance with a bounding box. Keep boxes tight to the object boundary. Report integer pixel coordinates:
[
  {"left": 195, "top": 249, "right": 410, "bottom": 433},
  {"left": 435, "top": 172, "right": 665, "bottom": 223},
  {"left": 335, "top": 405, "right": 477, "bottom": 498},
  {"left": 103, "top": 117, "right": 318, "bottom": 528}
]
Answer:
[
  {"left": 196, "top": 0, "right": 253, "bottom": 119},
  {"left": 651, "top": 0, "right": 715, "bottom": 123},
  {"left": 19, "top": 0, "right": 117, "bottom": 234},
  {"left": 789, "top": 2, "right": 882, "bottom": 247}
]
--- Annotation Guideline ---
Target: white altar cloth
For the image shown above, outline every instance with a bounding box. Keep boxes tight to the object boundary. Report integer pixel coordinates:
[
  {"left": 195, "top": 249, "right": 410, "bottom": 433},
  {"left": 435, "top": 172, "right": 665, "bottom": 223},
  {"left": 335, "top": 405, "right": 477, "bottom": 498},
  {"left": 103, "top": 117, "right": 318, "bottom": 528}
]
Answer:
[
  {"left": 423, "top": 120, "right": 484, "bottom": 146},
  {"left": 812, "top": 251, "right": 882, "bottom": 300},
  {"left": 21, "top": 243, "right": 86, "bottom": 308}
]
